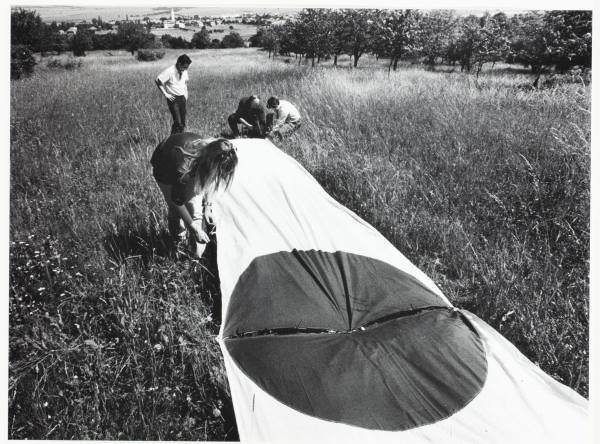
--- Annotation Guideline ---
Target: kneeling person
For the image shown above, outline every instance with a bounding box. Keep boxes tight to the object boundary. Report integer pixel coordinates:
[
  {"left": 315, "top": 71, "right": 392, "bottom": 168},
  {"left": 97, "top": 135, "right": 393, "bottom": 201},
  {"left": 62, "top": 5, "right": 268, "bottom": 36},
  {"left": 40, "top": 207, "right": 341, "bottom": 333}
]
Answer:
[
  {"left": 227, "top": 95, "right": 268, "bottom": 138},
  {"left": 266, "top": 96, "right": 301, "bottom": 141}
]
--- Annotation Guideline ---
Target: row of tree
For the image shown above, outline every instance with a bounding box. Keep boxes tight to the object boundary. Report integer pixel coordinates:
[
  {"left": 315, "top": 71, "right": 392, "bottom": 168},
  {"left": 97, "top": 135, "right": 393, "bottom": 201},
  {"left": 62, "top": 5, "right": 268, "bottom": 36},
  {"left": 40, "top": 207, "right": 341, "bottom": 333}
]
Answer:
[{"left": 250, "top": 9, "right": 592, "bottom": 84}]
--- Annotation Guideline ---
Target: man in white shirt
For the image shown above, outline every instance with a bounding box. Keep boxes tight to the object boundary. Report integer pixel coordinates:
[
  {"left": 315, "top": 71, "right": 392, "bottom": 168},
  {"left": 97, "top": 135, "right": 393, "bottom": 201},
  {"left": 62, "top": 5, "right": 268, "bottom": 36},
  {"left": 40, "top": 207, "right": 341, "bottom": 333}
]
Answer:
[
  {"left": 266, "top": 96, "right": 302, "bottom": 141},
  {"left": 155, "top": 54, "right": 191, "bottom": 135}
]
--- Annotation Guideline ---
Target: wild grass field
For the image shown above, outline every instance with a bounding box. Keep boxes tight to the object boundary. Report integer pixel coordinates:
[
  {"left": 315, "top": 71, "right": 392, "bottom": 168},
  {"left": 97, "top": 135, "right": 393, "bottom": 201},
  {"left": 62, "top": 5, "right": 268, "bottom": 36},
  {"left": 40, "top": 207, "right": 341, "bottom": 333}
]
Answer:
[{"left": 9, "top": 48, "right": 590, "bottom": 440}]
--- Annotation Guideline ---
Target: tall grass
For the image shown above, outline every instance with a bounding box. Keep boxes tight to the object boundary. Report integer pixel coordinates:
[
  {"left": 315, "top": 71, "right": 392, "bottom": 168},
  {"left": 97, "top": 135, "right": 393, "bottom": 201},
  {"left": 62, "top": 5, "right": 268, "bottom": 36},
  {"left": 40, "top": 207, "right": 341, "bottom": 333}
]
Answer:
[{"left": 9, "top": 48, "right": 590, "bottom": 439}]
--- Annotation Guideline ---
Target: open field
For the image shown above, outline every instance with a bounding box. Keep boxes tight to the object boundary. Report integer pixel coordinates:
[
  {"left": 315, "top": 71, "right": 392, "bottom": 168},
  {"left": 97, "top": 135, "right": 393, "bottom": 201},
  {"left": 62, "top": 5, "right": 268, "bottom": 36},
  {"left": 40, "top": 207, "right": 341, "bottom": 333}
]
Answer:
[
  {"left": 150, "top": 23, "right": 258, "bottom": 42},
  {"left": 9, "top": 48, "right": 590, "bottom": 440}
]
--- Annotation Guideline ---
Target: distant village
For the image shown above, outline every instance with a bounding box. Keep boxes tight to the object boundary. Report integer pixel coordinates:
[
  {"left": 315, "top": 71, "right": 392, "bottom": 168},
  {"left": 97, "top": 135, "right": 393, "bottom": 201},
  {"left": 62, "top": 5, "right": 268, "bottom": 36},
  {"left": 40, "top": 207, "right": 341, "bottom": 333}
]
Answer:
[{"left": 52, "top": 9, "right": 291, "bottom": 36}]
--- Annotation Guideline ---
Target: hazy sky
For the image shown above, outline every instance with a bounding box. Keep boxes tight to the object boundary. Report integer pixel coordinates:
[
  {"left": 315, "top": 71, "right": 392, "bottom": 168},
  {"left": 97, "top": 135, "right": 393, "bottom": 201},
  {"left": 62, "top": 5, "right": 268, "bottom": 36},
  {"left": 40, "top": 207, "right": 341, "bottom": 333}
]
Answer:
[{"left": 14, "top": 1, "right": 592, "bottom": 23}]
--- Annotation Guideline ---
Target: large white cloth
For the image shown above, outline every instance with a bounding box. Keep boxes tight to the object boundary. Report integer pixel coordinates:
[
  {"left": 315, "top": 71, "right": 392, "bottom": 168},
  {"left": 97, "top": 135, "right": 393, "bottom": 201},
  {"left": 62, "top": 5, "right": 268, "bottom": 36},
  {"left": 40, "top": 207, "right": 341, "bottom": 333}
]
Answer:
[{"left": 212, "top": 139, "right": 588, "bottom": 443}]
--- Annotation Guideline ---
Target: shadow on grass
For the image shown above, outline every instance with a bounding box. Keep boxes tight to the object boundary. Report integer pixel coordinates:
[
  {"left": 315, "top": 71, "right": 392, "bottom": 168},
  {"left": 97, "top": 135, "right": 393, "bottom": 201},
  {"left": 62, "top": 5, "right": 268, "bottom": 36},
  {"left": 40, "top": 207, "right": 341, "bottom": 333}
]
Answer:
[
  {"left": 103, "top": 223, "right": 176, "bottom": 265},
  {"left": 221, "top": 398, "right": 239, "bottom": 441},
  {"left": 103, "top": 221, "right": 226, "bottom": 323}
]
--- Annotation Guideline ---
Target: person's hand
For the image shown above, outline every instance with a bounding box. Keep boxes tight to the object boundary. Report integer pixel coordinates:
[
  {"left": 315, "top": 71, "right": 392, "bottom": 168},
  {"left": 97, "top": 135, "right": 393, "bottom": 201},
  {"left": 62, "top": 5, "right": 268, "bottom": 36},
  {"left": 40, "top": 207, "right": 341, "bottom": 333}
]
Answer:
[
  {"left": 239, "top": 118, "right": 252, "bottom": 128},
  {"left": 204, "top": 205, "right": 215, "bottom": 225},
  {"left": 165, "top": 93, "right": 176, "bottom": 102},
  {"left": 189, "top": 220, "right": 210, "bottom": 243}
]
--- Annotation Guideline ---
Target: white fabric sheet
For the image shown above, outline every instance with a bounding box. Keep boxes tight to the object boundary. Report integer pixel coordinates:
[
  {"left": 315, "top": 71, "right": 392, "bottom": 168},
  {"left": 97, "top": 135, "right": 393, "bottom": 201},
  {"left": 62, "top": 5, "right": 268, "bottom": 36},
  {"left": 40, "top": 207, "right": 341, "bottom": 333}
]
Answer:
[{"left": 213, "top": 139, "right": 588, "bottom": 443}]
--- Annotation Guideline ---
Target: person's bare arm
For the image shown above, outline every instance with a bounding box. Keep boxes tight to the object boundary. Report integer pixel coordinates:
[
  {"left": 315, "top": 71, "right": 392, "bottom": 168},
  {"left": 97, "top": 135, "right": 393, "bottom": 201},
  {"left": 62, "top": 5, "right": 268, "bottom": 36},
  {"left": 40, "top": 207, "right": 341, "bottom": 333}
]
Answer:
[
  {"left": 238, "top": 117, "right": 253, "bottom": 128},
  {"left": 155, "top": 78, "right": 175, "bottom": 102},
  {"left": 173, "top": 204, "right": 210, "bottom": 243}
]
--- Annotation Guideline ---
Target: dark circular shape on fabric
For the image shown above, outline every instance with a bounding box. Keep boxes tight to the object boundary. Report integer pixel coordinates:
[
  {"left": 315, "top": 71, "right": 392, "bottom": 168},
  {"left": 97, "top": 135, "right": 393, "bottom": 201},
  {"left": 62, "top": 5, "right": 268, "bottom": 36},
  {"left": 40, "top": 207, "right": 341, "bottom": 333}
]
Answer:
[{"left": 224, "top": 250, "right": 487, "bottom": 431}]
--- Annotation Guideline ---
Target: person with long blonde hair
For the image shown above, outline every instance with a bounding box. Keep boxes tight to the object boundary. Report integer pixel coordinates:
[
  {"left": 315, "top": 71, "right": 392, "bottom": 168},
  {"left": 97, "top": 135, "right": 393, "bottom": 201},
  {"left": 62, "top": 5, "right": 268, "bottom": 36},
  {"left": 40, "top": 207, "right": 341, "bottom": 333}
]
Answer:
[{"left": 151, "top": 132, "right": 238, "bottom": 256}]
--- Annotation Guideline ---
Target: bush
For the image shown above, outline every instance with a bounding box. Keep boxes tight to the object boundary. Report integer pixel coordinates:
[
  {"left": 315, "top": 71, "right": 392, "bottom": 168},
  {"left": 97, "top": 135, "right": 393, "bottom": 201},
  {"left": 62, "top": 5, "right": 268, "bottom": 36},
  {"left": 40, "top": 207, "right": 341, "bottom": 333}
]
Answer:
[
  {"left": 47, "top": 57, "right": 83, "bottom": 70},
  {"left": 11, "top": 45, "right": 36, "bottom": 80},
  {"left": 220, "top": 32, "right": 245, "bottom": 48},
  {"left": 161, "top": 34, "right": 190, "bottom": 49},
  {"left": 92, "top": 33, "right": 120, "bottom": 51},
  {"left": 136, "top": 49, "right": 165, "bottom": 61}
]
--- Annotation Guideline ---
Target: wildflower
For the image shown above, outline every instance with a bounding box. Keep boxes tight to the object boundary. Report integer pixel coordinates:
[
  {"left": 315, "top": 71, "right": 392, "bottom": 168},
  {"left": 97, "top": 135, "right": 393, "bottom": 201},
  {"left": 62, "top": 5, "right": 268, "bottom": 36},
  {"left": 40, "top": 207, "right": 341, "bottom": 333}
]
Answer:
[
  {"left": 43, "top": 402, "right": 48, "bottom": 407},
  {"left": 37, "top": 287, "right": 46, "bottom": 292}
]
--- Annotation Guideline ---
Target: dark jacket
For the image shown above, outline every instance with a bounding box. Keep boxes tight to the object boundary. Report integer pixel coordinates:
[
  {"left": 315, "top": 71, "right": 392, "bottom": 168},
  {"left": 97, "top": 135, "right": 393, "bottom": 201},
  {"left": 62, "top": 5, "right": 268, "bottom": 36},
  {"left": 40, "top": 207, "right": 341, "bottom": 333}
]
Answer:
[
  {"left": 235, "top": 96, "right": 267, "bottom": 136},
  {"left": 151, "top": 132, "right": 205, "bottom": 205}
]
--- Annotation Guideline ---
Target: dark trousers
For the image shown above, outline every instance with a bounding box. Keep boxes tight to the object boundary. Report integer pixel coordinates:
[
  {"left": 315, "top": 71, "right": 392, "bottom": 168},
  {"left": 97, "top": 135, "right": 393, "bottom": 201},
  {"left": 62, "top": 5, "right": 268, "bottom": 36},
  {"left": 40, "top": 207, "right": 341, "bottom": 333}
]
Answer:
[
  {"left": 167, "top": 95, "right": 186, "bottom": 135},
  {"left": 228, "top": 113, "right": 265, "bottom": 138}
]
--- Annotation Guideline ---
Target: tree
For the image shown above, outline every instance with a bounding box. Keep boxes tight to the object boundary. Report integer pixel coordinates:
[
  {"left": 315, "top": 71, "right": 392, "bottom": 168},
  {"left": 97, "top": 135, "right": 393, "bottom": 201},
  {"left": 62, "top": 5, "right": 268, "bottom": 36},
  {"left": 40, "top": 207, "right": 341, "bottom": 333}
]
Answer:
[
  {"left": 117, "top": 22, "right": 156, "bottom": 54},
  {"left": 455, "top": 15, "right": 482, "bottom": 72},
  {"left": 191, "top": 27, "right": 211, "bottom": 49},
  {"left": 295, "top": 9, "right": 333, "bottom": 66},
  {"left": 471, "top": 14, "right": 511, "bottom": 77},
  {"left": 11, "top": 8, "right": 45, "bottom": 51},
  {"left": 71, "top": 30, "right": 93, "bottom": 56},
  {"left": 327, "top": 9, "right": 348, "bottom": 66},
  {"left": 509, "top": 11, "right": 592, "bottom": 86},
  {"left": 249, "top": 28, "right": 264, "bottom": 47},
  {"left": 273, "top": 22, "right": 297, "bottom": 57},
  {"left": 258, "top": 27, "right": 280, "bottom": 58},
  {"left": 418, "top": 10, "right": 456, "bottom": 68},
  {"left": 221, "top": 32, "right": 245, "bottom": 48},
  {"left": 542, "top": 11, "right": 592, "bottom": 71},
  {"left": 371, "top": 9, "right": 422, "bottom": 72},
  {"left": 342, "top": 9, "right": 376, "bottom": 68}
]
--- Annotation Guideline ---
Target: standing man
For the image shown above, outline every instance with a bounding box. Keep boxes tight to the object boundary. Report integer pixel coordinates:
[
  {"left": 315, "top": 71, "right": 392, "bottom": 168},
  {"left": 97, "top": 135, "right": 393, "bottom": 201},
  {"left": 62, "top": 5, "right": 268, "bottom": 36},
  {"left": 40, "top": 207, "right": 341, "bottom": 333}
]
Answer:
[
  {"left": 156, "top": 54, "right": 192, "bottom": 135},
  {"left": 227, "top": 95, "right": 268, "bottom": 138},
  {"left": 266, "top": 96, "right": 302, "bottom": 141}
]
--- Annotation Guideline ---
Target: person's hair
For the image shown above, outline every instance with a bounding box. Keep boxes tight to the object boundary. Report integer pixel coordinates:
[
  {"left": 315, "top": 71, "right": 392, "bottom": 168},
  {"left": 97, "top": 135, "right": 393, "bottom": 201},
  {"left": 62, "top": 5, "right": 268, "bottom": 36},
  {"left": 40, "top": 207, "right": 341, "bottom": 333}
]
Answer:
[
  {"left": 176, "top": 54, "right": 192, "bottom": 66},
  {"left": 180, "top": 138, "right": 238, "bottom": 193},
  {"left": 247, "top": 95, "right": 259, "bottom": 104},
  {"left": 267, "top": 96, "right": 280, "bottom": 108}
]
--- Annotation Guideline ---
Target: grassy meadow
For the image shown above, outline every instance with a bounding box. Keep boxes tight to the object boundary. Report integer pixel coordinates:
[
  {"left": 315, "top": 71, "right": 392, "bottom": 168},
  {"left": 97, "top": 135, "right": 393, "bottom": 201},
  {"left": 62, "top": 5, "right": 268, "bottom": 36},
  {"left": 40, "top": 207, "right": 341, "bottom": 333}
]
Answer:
[{"left": 9, "top": 48, "right": 590, "bottom": 440}]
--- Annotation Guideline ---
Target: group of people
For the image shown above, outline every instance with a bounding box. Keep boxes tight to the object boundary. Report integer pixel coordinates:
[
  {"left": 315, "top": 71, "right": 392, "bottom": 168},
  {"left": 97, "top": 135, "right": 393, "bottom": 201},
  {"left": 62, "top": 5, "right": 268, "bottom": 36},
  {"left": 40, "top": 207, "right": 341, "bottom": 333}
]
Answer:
[
  {"left": 152, "top": 54, "right": 305, "bottom": 257},
  {"left": 227, "top": 95, "right": 302, "bottom": 141},
  {"left": 155, "top": 54, "right": 302, "bottom": 142}
]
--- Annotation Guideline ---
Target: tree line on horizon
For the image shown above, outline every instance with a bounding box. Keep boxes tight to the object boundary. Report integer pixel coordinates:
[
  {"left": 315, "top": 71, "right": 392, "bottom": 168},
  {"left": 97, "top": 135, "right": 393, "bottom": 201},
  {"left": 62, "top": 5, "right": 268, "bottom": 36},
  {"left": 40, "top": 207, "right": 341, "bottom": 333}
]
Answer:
[
  {"left": 249, "top": 9, "right": 592, "bottom": 85},
  {"left": 10, "top": 8, "right": 246, "bottom": 79}
]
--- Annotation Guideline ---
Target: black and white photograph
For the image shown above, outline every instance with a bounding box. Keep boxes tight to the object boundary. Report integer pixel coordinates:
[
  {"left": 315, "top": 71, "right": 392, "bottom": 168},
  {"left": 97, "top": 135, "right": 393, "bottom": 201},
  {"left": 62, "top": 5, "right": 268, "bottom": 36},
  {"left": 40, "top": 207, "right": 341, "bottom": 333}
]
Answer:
[{"left": 6, "top": 0, "right": 596, "bottom": 441}]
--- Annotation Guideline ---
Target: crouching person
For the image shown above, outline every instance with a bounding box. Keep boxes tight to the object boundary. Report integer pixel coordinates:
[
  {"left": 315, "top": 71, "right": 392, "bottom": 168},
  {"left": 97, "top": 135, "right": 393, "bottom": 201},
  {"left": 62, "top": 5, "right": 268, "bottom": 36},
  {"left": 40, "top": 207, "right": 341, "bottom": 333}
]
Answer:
[
  {"left": 266, "top": 96, "right": 302, "bottom": 141},
  {"left": 151, "top": 132, "right": 238, "bottom": 257},
  {"left": 227, "top": 95, "right": 268, "bottom": 138}
]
